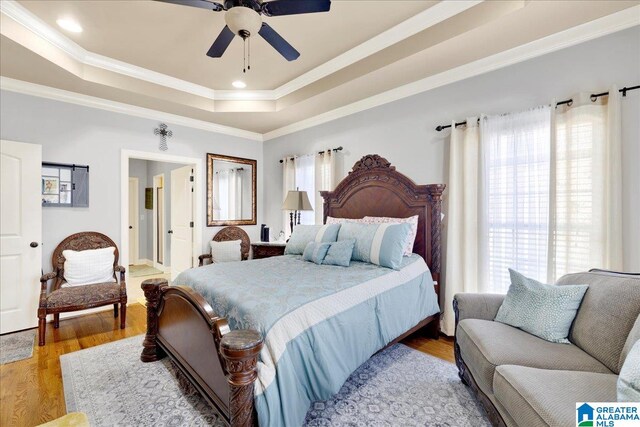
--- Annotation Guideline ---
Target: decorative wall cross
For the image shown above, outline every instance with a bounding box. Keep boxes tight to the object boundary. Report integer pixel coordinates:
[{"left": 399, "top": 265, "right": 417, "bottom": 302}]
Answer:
[{"left": 154, "top": 123, "right": 173, "bottom": 151}]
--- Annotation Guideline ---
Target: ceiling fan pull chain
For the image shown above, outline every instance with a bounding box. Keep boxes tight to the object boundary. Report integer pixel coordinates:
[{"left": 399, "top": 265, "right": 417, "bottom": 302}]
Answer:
[
  {"left": 248, "top": 36, "right": 251, "bottom": 71},
  {"left": 243, "top": 37, "right": 246, "bottom": 73}
]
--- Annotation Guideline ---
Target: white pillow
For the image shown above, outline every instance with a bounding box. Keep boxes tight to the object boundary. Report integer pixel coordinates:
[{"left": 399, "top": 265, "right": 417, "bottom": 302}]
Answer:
[
  {"left": 63, "top": 247, "right": 116, "bottom": 286},
  {"left": 210, "top": 240, "right": 242, "bottom": 263}
]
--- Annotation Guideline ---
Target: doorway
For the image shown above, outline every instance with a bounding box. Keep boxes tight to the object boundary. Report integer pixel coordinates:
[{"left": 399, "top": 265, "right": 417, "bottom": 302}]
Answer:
[{"left": 122, "top": 150, "right": 203, "bottom": 302}]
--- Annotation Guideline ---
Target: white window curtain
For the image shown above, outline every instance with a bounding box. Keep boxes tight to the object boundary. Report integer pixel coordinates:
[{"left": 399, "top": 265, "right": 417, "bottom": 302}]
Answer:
[
  {"left": 295, "top": 154, "right": 316, "bottom": 225},
  {"left": 443, "top": 87, "right": 623, "bottom": 336},
  {"left": 216, "top": 169, "right": 243, "bottom": 220},
  {"left": 282, "top": 157, "right": 296, "bottom": 239},
  {"left": 482, "top": 106, "right": 552, "bottom": 292},
  {"left": 548, "top": 87, "right": 623, "bottom": 281},
  {"left": 315, "top": 150, "right": 337, "bottom": 224},
  {"left": 443, "top": 117, "right": 482, "bottom": 336}
]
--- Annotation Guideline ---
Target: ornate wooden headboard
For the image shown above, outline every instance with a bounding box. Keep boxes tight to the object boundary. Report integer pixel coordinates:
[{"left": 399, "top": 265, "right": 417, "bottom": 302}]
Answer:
[{"left": 320, "top": 154, "right": 445, "bottom": 286}]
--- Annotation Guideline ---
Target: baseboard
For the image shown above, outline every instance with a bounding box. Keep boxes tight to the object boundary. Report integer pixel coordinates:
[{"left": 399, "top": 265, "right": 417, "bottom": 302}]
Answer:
[{"left": 137, "top": 258, "right": 153, "bottom": 267}]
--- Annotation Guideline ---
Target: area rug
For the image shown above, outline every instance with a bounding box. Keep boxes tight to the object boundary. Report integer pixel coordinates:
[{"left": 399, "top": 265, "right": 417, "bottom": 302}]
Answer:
[
  {"left": 61, "top": 335, "right": 490, "bottom": 426},
  {"left": 0, "top": 328, "right": 36, "bottom": 365},
  {"left": 129, "top": 264, "right": 164, "bottom": 278}
]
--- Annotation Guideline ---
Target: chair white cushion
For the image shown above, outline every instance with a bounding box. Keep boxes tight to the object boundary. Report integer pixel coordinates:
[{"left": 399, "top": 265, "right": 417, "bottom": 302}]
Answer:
[
  {"left": 62, "top": 247, "right": 116, "bottom": 286},
  {"left": 210, "top": 240, "right": 242, "bottom": 263}
]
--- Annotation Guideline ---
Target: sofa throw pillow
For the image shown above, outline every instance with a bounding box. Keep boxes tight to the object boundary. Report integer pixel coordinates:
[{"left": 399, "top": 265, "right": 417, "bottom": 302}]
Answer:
[
  {"left": 618, "top": 341, "right": 640, "bottom": 402},
  {"left": 323, "top": 240, "right": 355, "bottom": 267},
  {"left": 494, "top": 269, "right": 589, "bottom": 344},
  {"left": 210, "top": 240, "right": 242, "bottom": 263},
  {"left": 337, "top": 222, "right": 411, "bottom": 270},
  {"left": 63, "top": 247, "right": 116, "bottom": 286},
  {"left": 363, "top": 215, "right": 419, "bottom": 256},
  {"left": 284, "top": 224, "right": 341, "bottom": 255},
  {"left": 302, "top": 242, "right": 331, "bottom": 265}
]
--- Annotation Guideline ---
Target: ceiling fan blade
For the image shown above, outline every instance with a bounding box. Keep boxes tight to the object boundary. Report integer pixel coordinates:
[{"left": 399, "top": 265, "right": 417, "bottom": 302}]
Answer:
[
  {"left": 207, "top": 25, "right": 235, "bottom": 57},
  {"left": 261, "top": 0, "right": 331, "bottom": 17},
  {"left": 154, "top": 0, "right": 224, "bottom": 12},
  {"left": 258, "top": 23, "right": 300, "bottom": 61}
]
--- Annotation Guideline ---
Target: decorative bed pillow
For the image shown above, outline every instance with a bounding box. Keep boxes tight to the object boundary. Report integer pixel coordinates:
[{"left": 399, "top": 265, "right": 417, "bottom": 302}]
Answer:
[
  {"left": 302, "top": 242, "right": 331, "bottom": 265},
  {"left": 284, "top": 224, "right": 341, "bottom": 255},
  {"left": 618, "top": 341, "right": 640, "bottom": 402},
  {"left": 210, "top": 240, "right": 242, "bottom": 263},
  {"left": 363, "top": 215, "right": 419, "bottom": 256},
  {"left": 337, "top": 222, "right": 411, "bottom": 270},
  {"left": 322, "top": 240, "right": 355, "bottom": 267},
  {"left": 494, "top": 269, "right": 589, "bottom": 344},
  {"left": 62, "top": 247, "right": 116, "bottom": 286}
]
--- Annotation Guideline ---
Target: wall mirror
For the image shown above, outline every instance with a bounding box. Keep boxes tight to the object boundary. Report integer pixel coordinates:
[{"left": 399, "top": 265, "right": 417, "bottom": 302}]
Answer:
[{"left": 207, "top": 153, "right": 257, "bottom": 226}]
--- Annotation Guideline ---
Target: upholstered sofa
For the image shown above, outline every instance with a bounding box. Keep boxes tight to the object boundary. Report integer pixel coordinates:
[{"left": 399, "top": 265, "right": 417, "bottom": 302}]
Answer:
[{"left": 454, "top": 270, "right": 640, "bottom": 427}]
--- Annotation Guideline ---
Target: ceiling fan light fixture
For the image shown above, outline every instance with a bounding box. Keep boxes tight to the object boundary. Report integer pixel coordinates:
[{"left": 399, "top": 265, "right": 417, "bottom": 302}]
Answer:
[
  {"left": 224, "top": 6, "right": 262, "bottom": 37},
  {"left": 232, "top": 80, "right": 246, "bottom": 89}
]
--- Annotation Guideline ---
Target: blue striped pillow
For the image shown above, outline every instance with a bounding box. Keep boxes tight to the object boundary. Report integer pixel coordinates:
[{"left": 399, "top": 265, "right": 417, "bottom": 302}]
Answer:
[
  {"left": 284, "top": 224, "right": 341, "bottom": 255},
  {"left": 337, "top": 222, "right": 411, "bottom": 270}
]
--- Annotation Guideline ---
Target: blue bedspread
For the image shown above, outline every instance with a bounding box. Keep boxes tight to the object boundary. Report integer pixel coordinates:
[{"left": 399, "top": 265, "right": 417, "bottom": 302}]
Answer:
[{"left": 174, "top": 254, "right": 439, "bottom": 426}]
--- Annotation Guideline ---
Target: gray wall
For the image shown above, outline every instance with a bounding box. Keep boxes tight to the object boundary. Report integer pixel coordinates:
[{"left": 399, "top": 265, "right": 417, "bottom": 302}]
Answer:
[
  {"left": 0, "top": 92, "right": 263, "bottom": 270},
  {"left": 263, "top": 27, "right": 640, "bottom": 272}
]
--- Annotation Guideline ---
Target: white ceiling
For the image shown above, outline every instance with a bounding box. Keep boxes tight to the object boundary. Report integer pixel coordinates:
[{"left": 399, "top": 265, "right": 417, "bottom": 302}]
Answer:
[{"left": 1, "top": 0, "right": 639, "bottom": 139}]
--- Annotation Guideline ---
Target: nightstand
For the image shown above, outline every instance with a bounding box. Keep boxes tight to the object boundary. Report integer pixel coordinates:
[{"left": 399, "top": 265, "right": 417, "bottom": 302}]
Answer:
[{"left": 251, "top": 242, "right": 286, "bottom": 259}]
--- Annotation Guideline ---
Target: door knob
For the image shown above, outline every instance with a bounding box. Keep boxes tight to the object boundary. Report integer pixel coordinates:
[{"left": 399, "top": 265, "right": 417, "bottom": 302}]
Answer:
[
  {"left": 129, "top": 226, "right": 133, "bottom": 229},
  {"left": 168, "top": 230, "right": 173, "bottom": 234},
  {"left": 30, "top": 242, "right": 39, "bottom": 248}
]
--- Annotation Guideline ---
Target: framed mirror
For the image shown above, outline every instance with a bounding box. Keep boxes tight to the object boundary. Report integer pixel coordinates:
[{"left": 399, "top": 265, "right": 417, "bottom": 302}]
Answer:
[{"left": 207, "top": 153, "right": 257, "bottom": 226}]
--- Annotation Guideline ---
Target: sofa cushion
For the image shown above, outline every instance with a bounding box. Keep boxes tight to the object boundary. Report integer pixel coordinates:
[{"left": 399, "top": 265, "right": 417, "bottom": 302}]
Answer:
[
  {"left": 494, "top": 365, "right": 617, "bottom": 427},
  {"left": 556, "top": 271, "right": 640, "bottom": 373},
  {"left": 457, "top": 319, "right": 611, "bottom": 395}
]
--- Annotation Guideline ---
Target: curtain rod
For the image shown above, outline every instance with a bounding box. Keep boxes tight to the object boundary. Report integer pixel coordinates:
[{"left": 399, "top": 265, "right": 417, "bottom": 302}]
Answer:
[
  {"left": 435, "top": 85, "right": 639, "bottom": 132},
  {"left": 278, "top": 146, "right": 343, "bottom": 163}
]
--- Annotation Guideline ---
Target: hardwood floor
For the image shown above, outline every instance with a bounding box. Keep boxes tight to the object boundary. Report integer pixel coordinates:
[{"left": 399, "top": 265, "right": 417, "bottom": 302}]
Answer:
[{"left": 0, "top": 303, "right": 454, "bottom": 426}]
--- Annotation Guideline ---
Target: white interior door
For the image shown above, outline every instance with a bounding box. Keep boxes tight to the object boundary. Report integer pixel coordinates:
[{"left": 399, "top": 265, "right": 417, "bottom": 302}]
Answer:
[
  {"left": 170, "top": 165, "right": 193, "bottom": 280},
  {"left": 1, "top": 140, "right": 42, "bottom": 334},
  {"left": 128, "top": 177, "right": 139, "bottom": 265}
]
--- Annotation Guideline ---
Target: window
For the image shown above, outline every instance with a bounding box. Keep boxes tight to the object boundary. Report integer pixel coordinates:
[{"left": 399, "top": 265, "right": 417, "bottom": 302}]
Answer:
[
  {"left": 294, "top": 154, "right": 315, "bottom": 225},
  {"left": 482, "top": 107, "right": 551, "bottom": 292}
]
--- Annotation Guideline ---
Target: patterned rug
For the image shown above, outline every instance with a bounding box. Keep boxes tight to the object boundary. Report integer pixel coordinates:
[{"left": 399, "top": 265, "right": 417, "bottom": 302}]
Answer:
[
  {"left": 0, "top": 329, "right": 36, "bottom": 365},
  {"left": 61, "top": 335, "right": 489, "bottom": 426},
  {"left": 129, "top": 264, "right": 164, "bottom": 278}
]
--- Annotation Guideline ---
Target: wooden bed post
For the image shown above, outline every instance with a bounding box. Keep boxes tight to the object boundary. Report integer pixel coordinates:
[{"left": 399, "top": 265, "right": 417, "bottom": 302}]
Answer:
[
  {"left": 220, "top": 330, "right": 263, "bottom": 427},
  {"left": 141, "top": 278, "right": 168, "bottom": 362}
]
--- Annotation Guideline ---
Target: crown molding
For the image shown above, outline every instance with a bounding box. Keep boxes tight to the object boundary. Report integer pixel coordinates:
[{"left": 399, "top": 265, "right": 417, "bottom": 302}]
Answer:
[
  {"left": 0, "top": 77, "right": 263, "bottom": 141},
  {"left": 0, "top": 0, "right": 481, "bottom": 102},
  {"left": 263, "top": 6, "right": 640, "bottom": 140}
]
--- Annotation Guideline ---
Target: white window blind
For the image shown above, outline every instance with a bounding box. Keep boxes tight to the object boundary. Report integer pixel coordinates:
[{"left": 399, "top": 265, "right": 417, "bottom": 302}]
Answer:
[
  {"left": 294, "top": 154, "right": 316, "bottom": 225},
  {"left": 482, "top": 106, "right": 551, "bottom": 292}
]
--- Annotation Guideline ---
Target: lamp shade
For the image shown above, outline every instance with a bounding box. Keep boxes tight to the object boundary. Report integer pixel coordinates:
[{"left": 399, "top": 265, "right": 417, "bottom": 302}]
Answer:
[{"left": 282, "top": 190, "right": 313, "bottom": 211}]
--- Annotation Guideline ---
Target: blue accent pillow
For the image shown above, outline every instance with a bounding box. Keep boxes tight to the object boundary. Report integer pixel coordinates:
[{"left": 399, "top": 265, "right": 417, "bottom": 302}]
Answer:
[
  {"left": 323, "top": 240, "right": 355, "bottom": 267},
  {"left": 494, "top": 269, "right": 589, "bottom": 343},
  {"left": 337, "top": 222, "right": 411, "bottom": 270},
  {"left": 284, "top": 224, "right": 341, "bottom": 255},
  {"left": 302, "top": 242, "right": 331, "bottom": 265}
]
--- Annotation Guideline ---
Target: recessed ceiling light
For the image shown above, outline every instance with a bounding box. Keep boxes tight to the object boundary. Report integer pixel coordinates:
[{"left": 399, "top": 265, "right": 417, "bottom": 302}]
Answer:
[
  {"left": 232, "top": 80, "right": 246, "bottom": 89},
  {"left": 56, "top": 18, "right": 83, "bottom": 33}
]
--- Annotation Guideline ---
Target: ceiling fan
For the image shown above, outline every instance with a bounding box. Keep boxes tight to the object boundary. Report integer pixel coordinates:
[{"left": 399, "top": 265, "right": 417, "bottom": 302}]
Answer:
[{"left": 156, "top": 0, "right": 331, "bottom": 63}]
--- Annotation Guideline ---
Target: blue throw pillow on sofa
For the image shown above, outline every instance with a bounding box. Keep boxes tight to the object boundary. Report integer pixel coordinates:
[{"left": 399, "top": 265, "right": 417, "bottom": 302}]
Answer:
[{"left": 494, "top": 269, "right": 588, "bottom": 344}]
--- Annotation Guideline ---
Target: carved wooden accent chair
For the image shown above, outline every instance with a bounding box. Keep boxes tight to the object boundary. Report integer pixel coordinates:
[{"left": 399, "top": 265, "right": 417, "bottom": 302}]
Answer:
[
  {"left": 199, "top": 226, "right": 251, "bottom": 266},
  {"left": 38, "top": 232, "right": 127, "bottom": 346}
]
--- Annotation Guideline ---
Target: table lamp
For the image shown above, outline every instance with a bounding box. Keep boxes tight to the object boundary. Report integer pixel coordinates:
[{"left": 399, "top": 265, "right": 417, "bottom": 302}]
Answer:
[{"left": 282, "top": 188, "right": 313, "bottom": 234}]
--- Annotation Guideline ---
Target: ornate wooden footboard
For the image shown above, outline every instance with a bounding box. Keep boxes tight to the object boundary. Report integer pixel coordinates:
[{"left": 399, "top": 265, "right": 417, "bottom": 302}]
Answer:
[{"left": 140, "top": 155, "right": 445, "bottom": 427}]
